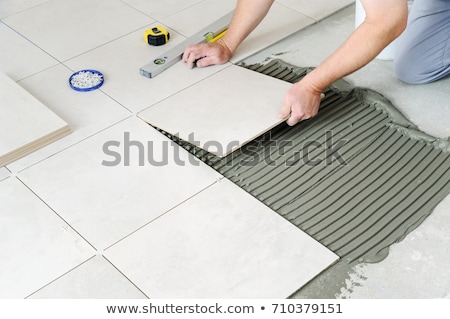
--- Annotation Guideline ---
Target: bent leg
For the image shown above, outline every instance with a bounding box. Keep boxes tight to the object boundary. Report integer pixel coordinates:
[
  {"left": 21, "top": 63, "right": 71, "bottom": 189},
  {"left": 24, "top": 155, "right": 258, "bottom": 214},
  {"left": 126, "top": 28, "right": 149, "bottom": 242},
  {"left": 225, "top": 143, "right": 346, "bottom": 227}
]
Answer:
[{"left": 394, "top": 0, "right": 450, "bottom": 84}]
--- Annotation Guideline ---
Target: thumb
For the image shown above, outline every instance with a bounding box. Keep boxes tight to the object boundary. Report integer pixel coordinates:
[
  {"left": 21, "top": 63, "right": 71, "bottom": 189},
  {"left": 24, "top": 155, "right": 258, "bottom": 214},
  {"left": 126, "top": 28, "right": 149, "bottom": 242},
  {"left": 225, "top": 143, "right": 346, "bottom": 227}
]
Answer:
[{"left": 278, "top": 104, "right": 291, "bottom": 119}]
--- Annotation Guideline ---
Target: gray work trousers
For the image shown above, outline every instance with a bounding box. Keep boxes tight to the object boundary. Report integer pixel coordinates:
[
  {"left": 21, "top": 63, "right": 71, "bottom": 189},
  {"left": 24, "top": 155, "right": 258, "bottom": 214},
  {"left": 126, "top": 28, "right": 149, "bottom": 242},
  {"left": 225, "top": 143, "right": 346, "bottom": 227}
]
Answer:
[{"left": 394, "top": 0, "right": 450, "bottom": 84}]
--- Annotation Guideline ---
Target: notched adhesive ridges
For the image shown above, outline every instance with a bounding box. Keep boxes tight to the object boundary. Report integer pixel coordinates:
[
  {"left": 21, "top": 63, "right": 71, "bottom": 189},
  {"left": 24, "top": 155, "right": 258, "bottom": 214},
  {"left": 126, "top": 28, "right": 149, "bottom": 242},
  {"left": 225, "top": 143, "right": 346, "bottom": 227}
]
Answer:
[{"left": 155, "top": 59, "right": 450, "bottom": 264}]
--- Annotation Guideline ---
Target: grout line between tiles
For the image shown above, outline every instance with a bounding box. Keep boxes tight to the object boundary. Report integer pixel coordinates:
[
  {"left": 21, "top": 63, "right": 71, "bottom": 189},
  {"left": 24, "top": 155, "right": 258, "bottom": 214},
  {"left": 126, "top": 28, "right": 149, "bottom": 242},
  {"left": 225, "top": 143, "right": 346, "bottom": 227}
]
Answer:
[
  {"left": 24, "top": 255, "right": 97, "bottom": 299},
  {"left": 0, "top": 0, "right": 52, "bottom": 20},
  {"left": 101, "top": 255, "right": 150, "bottom": 299},
  {"left": 103, "top": 179, "right": 221, "bottom": 252}
]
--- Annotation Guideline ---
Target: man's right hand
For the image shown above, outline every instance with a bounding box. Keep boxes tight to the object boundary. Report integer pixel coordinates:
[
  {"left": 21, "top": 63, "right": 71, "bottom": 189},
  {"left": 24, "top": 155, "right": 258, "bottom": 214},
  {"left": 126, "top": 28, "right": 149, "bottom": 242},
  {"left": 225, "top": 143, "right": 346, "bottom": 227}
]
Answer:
[{"left": 182, "top": 38, "right": 233, "bottom": 69}]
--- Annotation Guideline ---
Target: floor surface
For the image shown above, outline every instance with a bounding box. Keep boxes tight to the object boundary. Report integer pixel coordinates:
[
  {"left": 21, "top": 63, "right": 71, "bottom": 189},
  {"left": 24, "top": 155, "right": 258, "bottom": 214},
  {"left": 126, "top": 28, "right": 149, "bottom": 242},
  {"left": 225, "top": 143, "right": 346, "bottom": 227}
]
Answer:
[{"left": 1, "top": 0, "right": 449, "bottom": 299}]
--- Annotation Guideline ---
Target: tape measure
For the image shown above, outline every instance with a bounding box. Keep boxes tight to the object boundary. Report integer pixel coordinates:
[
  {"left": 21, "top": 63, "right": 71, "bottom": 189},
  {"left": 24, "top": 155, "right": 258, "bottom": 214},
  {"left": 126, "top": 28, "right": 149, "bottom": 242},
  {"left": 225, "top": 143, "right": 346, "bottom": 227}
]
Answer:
[{"left": 145, "top": 26, "right": 170, "bottom": 46}]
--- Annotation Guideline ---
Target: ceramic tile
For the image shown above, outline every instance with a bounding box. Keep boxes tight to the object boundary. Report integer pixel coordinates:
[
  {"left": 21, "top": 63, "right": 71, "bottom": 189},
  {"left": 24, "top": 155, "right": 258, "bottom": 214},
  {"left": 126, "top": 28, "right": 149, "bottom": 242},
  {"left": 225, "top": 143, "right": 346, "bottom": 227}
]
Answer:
[
  {"left": 2, "top": 0, "right": 154, "bottom": 61},
  {"left": 105, "top": 179, "right": 338, "bottom": 298},
  {"left": 0, "top": 22, "right": 58, "bottom": 81},
  {"left": 0, "top": 167, "right": 10, "bottom": 182},
  {"left": 276, "top": 0, "right": 354, "bottom": 21},
  {"left": 0, "top": 177, "right": 94, "bottom": 298},
  {"left": 6, "top": 64, "right": 130, "bottom": 173},
  {"left": 0, "top": 0, "right": 49, "bottom": 19},
  {"left": 159, "top": 0, "right": 237, "bottom": 37},
  {"left": 138, "top": 65, "right": 291, "bottom": 157},
  {"left": 65, "top": 25, "right": 230, "bottom": 113},
  {"left": 121, "top": 0, "right": 203, "bottom": 20},
  {"left": 0, "top": 71, "right": 70, "bottom": 167},
  {"left": 28, "top": 256, "right": 146, "bottom": 299},
  {"left": 18, "top": 117, "right": 221, "bottom": 250}
]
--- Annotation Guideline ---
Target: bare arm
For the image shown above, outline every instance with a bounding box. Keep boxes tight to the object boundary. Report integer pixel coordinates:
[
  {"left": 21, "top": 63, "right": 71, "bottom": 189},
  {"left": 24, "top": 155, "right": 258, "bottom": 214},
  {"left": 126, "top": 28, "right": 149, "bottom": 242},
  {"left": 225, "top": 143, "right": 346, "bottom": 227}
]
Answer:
[
  {"left": 182, "top": 0, "right": 274, "bottom": 68},
  {"left": 280, "top": 0, "right": 408, "bottom": 125}
]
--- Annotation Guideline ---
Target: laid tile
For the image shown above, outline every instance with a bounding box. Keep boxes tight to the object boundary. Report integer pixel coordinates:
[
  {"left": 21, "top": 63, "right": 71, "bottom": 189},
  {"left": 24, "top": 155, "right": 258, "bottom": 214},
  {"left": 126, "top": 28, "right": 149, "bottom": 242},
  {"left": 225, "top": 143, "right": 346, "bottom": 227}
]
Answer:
[
  {"left": 230, "top": 2, "right": 315, "bottom": 64},
  {"left": 2, "top": 0, "right": 154, "bottom": 61},
  {"left": 18, "top": 117, "right": 221, "bottom": 250},
  {"left": 159, "top": 0, "right": 237, "bottom": 37},
  {"left": 65, "top": 26, "right": 230, "bottom": 113},
  {"left": 0, "top": 0, "right": 49, "bottom": 19},
  {"left": 0, "top": 177, "right": 94, "bottom": 298},
  {"left": 276, "top": 0, "right": 355, "bottom": 21},
  {"left": 0, "top": 22, "right": 58, "bottom": 81},
  {"left": 6, "top": 64, "right": 130, "bottom": 173},
  {"left": 0, "top": 167, "right": 10, "bottom": 182},
  {"left": 138, "top": 65, "right": 291, "bottom": 157},
  {"left": 0, "top": 71, "right": 70, "bottom": 167},
  {"left": 28, "top": 256, "right": 146, "bottom": 299},
  {"left": 121, "top": 0, "right": 203, "bottom": 20},
  {"left": 105, "top": 179, "right": 338, "bottom": 298}
]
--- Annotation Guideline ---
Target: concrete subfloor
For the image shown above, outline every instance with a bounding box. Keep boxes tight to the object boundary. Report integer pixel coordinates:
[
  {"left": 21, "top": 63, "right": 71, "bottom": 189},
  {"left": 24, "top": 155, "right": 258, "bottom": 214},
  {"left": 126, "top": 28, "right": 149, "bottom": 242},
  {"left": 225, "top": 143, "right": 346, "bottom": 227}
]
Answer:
[{"left": 244, "top": 4, "right": 450, "bottom": 299}]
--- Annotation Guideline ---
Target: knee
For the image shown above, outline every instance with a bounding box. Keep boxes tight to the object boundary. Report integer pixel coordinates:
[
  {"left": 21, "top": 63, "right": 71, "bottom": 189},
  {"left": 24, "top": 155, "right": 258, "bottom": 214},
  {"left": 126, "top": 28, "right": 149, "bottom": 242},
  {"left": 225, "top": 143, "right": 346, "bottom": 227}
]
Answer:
[{"left": 394, "top": 52, "right": 433, "bottom": 85}]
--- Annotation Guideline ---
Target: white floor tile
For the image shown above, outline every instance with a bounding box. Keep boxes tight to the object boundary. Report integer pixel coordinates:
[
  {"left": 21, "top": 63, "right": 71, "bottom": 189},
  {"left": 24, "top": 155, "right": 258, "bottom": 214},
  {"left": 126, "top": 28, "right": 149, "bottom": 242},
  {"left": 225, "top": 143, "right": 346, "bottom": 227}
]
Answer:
[
  {"left": 159, "top": 0, "right": 237, "bottom": 37},
  {"left": 6, "top": 64, "right": 130, "bottom": 173},
  {"left": 65, "top": 26, "right": 230, "bottom": 113},
  {"left": 0, "top": 71, "right": 70, "bottom": 167},
  {"left": 0, "top": 177, "right": 94, "bottom": 298},
  {"left": 28, "top": 256, "right": 146, "bottom": 299},
  {"left": 276, "top": 0, "right": 354, "bottom": 21},
  {"left": 229, "top": 2, "right": 315, "bottom": 64},
  {"left": 138, "top": 65, "right": 291, "bottom": 157},
  {"left": 0, "top": 168, "right": 10, "bottom": 182},
  {"left": 121, "top": 0, "right": 203, "bottom": 20},
  {"left": 0, "top": 0, "right": 48, "bottom": 19},
  {"left": 2, "top": 0, "right": 154, "bottom": 61},
  {"left": 18, "top": 117, "right": 221, "bottom": 250},
  {"left": 105, "top": 179, "right": 338, "bottom": 298},
  {"left": 0, "top": 22, "right": 58, "bottom": 80}
]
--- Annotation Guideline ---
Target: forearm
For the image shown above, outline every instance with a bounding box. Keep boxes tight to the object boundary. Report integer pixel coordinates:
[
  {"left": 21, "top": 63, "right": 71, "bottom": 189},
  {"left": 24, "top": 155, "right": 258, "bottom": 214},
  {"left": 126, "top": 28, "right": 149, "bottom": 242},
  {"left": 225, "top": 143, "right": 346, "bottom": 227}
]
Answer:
[
  {"left": 302, "top": 0, "right": 408, "bottom": 93},
  {"left": 222, "top": 0, "right": 274, "bottom": 54}
]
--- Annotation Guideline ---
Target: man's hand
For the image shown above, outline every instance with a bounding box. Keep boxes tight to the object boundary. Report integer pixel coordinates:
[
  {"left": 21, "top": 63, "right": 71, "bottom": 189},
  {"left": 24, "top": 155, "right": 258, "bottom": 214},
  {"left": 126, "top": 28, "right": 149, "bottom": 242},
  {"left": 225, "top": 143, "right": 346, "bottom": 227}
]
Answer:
[
  {"left": 182, "top": 39, "right": 233, "bottom": 69},
  {"left": 278, "top": 80, "right": 324, "bottom": 126}
]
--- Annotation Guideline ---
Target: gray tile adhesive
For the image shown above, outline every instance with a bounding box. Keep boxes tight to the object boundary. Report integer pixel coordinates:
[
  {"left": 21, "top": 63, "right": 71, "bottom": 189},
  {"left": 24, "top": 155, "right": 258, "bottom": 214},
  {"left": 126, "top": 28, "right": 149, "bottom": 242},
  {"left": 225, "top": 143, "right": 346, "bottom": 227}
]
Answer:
[{"left": 155, "top": 59, "right": 450, "bottom": 264}]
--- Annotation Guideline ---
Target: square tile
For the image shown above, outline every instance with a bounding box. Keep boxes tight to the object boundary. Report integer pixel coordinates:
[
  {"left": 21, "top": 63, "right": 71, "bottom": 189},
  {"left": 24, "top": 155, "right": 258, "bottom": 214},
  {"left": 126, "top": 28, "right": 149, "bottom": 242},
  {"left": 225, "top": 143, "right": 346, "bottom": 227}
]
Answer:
[
  {"left": 0, "top": 22, "right": 58, "bottom": 81},
  {"left": 0, "top": 71, "right": 70, "bottom": 167},
  {"left": 0, "top": 0, "right": 49, "bottom": 19},
  {"left": 18, "top": 117, "right": 221, "bottom": 250},
  {"left": 0, "top": 167, "right": 10, "bottom": 182},
  {"left": 0, "top": 177, "right": 94, "bottom": 298},
  {"left": 159, "top": 0, "right": 237, "bottom": 37},
  {"left": 2, "top": 0, "right": 154, "bottom": 61},
  {"left": 28, "top": 256, "right": 146, "bottom": 299},
  {"left": 138, "top": 65, "right": 291, "bottom": 157},
  {"left": 229, "top": 2, "right": 315, "bottom": 64},
  {"left": 6, "top": 64, "right": 130, "bottom": 173},
  {"left": 121, "top": 0, "right": 203, "bottom": 20},
  {"left": 105, "top": 179, "right": 339, "bottom": 298},
  {"left": 65, "top": 26, "right": 230, "bottom": 113},
  {"left": 276, "top": 0, "right": 354, "bottom": 21}
]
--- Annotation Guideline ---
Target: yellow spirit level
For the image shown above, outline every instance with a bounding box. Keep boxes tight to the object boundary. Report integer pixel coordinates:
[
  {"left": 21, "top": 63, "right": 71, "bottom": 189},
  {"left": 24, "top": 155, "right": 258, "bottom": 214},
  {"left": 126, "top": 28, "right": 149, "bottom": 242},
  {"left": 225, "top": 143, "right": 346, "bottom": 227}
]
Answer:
[{"left": 144, "top": 26, "right": 170, "bottom": 46}]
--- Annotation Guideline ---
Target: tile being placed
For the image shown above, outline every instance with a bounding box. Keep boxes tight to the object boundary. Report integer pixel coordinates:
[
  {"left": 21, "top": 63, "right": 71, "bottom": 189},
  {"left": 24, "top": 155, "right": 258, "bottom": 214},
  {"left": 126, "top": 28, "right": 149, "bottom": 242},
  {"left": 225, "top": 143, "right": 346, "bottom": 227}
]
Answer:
[
  {"left": 0, "top": 22, "right": 58, "bottom": 81},
  {"left": 138, "top": 65, "right": 291, "bottom": 157},
  {"left": 18, "top": 117, "right": 221, "bottom": 250},
  {"left": 276, "top": 0, "right": 354, "bottom": 21},
  {"left": 65, "top": 26, "right": 230, "bottom": 114},
  {"left": 6, "top": 64, "right": 130, "bottom": 173},
  {"left": 0, "top": 177, "right": 94, "bottom": 298},
  {"left": 28, "top": 256, "right": 146, "bottom": 299},
  {"left": 105, "top": 179, "right": 339, "bottom": 299},
  {"left": 0, "top": 71, "right": 70, "bottom": 168},
  {"left": 121, "top": 0, "right": 203, "bottom": 20},
  {"left": 2, "top": 0, "right": 154, "bottom": 61}
]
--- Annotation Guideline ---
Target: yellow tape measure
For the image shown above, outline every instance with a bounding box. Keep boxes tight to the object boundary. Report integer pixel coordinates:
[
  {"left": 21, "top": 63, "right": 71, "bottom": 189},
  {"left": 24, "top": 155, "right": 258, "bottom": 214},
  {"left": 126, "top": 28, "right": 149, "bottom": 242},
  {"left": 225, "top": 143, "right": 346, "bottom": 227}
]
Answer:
[{"left": 144, "top": 26, "right": 170, "bottom": 46}]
